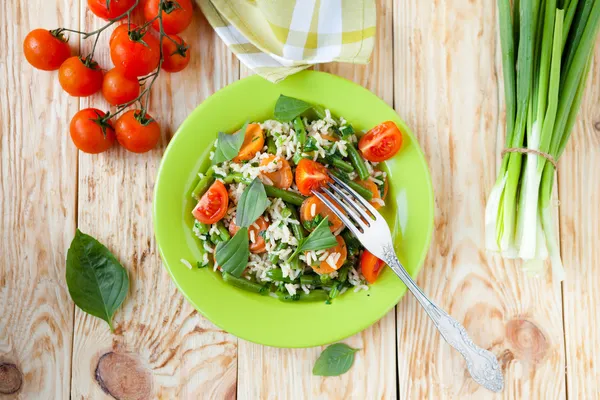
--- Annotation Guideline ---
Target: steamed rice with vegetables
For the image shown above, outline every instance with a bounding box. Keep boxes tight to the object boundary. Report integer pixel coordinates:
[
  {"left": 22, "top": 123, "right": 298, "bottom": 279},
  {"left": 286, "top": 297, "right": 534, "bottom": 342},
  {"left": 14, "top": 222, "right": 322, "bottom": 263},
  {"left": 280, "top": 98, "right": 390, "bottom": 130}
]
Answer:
[{"left": 187, "top": 95, "right": 403, "bottom": 303}]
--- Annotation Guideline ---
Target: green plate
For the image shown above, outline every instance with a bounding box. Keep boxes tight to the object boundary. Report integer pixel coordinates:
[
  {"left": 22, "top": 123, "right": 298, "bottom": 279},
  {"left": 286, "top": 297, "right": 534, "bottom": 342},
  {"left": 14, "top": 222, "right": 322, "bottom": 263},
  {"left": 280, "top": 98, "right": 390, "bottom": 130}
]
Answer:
[{"left": 153, "top": 70, "right": 434, "bottom": 348}]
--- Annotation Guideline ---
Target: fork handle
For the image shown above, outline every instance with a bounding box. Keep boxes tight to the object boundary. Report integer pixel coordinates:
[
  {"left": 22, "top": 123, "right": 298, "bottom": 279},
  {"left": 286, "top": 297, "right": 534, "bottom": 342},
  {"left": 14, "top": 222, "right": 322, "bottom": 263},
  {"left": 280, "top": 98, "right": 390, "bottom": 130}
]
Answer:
[{"left": 381, "top": 245, "right": 504, "bottom": 393}]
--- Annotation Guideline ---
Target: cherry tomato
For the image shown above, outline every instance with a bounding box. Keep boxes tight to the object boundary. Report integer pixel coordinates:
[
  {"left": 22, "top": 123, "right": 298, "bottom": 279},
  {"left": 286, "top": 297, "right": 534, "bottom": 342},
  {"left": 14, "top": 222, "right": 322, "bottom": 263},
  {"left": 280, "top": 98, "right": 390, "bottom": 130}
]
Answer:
[
  {"left": 70, "top": 108, "right": 116, "bottom": 154},
  {"left": 312, "top": 236, "right": 347, "bottom": 274},
  {"left": 102, "top": 68, "right": 140, "bottom": 106},
  {"left": 229, "top": 216, "right": 269, "bottom": 254},
  {"left": 161, "top": 35, "right": 191, "bottom": 73},
  {"left": 87, "top": 0, "right": 137, "bottom": 20},
  {"left": 358, "top": 121, "right": 403, "bottom": 162},
  {"left": 144, "top": 0, "right": 194, "bottom": 35},
  {"left": 58, "top": 56, "right": 103, "bottom": 97},
  {"left": 300, "top": 195, "right": 343, "bottom": 233},
  {"left": 259, "top": 155, "right": 293, "bottom": 189},
  {"left": 23, "top": 29, "right": 71, "bottom": 71},
  {"left": 192, "top": 181, "right": 229, "bottom": 224},
  {"left": 110, "top": 28, "right": 160, "bottom": 78},
  {"left": 355, "top": 179, "right": 384, "bottom": 209},
  {"left": 114, "top": 110, "right": 161, "bottom": 153},
  {"left": 232, "top": 123, "right": 264, "bottom": 163},
  {"left": 360, "top": 250, "right": 386, "bottom": 283},
  {"left": 109, "top": 23, "right": 137, "bottom": 46},
  {"left": 295, "top": 159, "right": 332, "bottom": 196}
]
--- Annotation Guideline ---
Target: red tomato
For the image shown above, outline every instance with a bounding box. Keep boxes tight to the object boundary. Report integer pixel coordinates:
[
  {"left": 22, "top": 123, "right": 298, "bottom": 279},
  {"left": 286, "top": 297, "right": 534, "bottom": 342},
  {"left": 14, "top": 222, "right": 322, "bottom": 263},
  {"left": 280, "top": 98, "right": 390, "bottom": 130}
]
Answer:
[
  {"left": 102, "top": 68, "right": 140, "bottom": 106},
  {"left": 358, "top": 121, "right": 403, "bottom": 162},
  {"left": 295, "top": 159, "right": 332, "bottom": 196},
  {"left": 70, "top": 108, "right": 116, "bottom": 154},
  {"left": 193, "top": 181, "right": 229, "bottom": 224},
  {"left": 114, "top": 110, "right": 161, "bottom": 153},
  {"left": 58, "top": 56, "right": 103, "bottom": 97},
  {"left": 109, "top": 23, "right": 137, "bottom": 46},
  {"left": 161, "top": 35, "right": 191, "bottom": 73},
  {"left": 110, "top": 28, "right": 160, "bottom": 78},
  {"left": 228, "top": 216, "right": 269, "bottom": 254},
  {"left": 23, "top": 29, "right": 71, "bottom": 71},
  {"left": 360, "top": 250, "right": 386, "bottom": 283},
  {"left": 87, "top": 0, "right": 137, "bottom": 20},
  {"left": 144, "top": 0, "right": 194, "bottom": 35}
]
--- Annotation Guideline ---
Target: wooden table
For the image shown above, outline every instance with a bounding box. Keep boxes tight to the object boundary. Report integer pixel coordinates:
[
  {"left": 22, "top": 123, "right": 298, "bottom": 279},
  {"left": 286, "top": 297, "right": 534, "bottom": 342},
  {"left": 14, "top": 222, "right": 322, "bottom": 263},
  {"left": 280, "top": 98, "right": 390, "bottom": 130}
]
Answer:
[{"left": 2, "top": 1, "right": 599, "bottom": 398}]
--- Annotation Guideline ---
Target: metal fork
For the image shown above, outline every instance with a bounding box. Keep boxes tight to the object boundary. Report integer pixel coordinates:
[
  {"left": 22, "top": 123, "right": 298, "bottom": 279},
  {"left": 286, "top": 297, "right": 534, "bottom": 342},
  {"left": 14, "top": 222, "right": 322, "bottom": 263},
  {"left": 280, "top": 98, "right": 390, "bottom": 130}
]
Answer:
[{"left": 312, "top": 174, "right": 504, "bottom": 393}]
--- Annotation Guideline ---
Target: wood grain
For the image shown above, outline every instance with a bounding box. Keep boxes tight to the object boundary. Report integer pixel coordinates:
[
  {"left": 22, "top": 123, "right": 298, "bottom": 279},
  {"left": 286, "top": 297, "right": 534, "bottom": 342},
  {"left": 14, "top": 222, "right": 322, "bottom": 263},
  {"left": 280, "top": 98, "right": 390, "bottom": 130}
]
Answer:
[
  {"left": 0, "top": 1, "right": 78, "bottom": 398},
  {"left": 70, "top": 6, "right": 239, "bottom": 399},
  {"left": 559, "top": 43, "right": 600, "bottom": 399},
  {"left": 394, "top": 1, "right": 565, "bottom": 397},
  {"left": 236, "top": 1, "right": 397, "bottom": 399}
]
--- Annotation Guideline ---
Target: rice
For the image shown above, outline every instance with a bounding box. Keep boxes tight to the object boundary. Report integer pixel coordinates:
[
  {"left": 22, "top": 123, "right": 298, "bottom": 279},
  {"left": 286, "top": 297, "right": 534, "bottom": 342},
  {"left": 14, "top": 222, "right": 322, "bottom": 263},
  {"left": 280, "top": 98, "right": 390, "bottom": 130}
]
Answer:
[
  {"left": 180, "top": 259, "right": 193, "bottom": 269},
  {"left": 372, "top": 198, "right": 385, "bottom": 207},
  {"left": 310, "top": 204, "right": 316, "bottom": 217},
  {"left": 284, "top": 283, "right": 299, "bottom": 296}
]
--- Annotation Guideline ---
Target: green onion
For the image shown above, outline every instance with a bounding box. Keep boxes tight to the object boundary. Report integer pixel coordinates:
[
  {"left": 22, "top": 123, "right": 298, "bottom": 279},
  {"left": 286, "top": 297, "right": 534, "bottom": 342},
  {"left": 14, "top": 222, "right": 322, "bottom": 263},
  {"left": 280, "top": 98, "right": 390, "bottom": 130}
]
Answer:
[{"left": 486, "top": 0, "right": 600, "bottom": 280}]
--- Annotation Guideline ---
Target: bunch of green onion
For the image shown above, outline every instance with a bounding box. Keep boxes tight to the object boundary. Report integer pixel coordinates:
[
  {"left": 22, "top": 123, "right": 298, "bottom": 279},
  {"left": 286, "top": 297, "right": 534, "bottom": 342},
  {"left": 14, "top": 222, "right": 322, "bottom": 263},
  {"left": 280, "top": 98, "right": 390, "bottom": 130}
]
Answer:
[{"left": 486, "top": 0, "right": 600, "bottom": 279}]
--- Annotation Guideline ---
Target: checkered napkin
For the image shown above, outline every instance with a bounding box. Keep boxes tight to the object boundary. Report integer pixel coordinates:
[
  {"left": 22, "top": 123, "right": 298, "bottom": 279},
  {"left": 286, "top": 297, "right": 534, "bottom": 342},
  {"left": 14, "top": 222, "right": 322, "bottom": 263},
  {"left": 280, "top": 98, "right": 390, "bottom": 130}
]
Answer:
[{"left": 197, "top": 0, "right": 376, "bottom": 82}]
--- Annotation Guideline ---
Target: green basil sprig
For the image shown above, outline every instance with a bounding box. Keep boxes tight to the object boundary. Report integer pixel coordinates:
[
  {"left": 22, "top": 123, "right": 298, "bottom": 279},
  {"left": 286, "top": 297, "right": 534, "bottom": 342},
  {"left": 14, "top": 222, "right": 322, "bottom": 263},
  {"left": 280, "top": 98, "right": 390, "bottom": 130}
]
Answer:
[
  {"left": 289, "top": 217, "right": 338, "bottom": 261},
  {"left": 313, "top": 343, "right": 359, "bottom": 376},
  {"left": 212, "top": 120, "right": 249, "bottom": 165},
  {"left": 274, "top": 95, "right": 312, "bottom": 121},
  {"left": 215, "top": 228, "right": 251, "bottom": 277},
  {"left": 66, "top": 230, "right": 129, "bottom": 332},
  {"left": 236, "top": 178, "right": 269, "bottom": 228}
]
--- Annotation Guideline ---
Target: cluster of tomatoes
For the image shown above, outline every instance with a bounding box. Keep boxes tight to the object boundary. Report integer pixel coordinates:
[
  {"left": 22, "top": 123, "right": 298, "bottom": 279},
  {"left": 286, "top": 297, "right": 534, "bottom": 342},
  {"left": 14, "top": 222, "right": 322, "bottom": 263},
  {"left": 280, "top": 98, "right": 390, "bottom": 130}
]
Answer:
[{"left": 23, "top": 0, "right": 194, "bottom": 154}]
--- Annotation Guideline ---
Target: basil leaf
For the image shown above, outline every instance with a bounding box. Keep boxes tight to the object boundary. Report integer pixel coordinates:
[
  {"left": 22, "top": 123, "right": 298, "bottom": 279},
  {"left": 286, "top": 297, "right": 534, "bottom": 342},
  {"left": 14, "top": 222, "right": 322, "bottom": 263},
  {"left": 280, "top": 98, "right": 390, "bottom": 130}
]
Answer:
[
  {"left": 236, "top": 178, "right": 269, "bottom": 228},
  {"left": 66, "top": 230, "right": 129, "bottom": 332},
  {"left": 313, "top": 343, "right": 359, "bottom": 376},
  {"left": 212, "top": 120, "right": 249, "bottom": 165},
  {"left": 274, "top": 95, "right": 312, "bottom": 121},
  {"left": 289, "top": 217, "right": 338, "bottom": 261},
  {"left": 299, "top": 217, "right": 338, "bottom": 252},
  {"left": 216, "top": 228, "right": 250, "bottom": 277}
]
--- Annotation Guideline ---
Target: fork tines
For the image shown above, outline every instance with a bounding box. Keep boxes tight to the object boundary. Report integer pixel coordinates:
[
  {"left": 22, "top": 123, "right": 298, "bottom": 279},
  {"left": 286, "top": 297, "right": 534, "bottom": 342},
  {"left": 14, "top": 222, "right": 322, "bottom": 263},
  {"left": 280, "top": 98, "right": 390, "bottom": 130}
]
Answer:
[{"left": 311, "top": 173, "right": 379, "bottom": 237}]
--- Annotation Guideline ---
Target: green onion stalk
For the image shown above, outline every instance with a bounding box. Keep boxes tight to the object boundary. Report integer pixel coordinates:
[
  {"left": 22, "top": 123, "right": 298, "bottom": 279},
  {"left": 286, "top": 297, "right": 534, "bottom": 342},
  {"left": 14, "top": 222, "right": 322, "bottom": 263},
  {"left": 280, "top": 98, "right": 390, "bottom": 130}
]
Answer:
[{"left": 486, "top": 0, "right": 600, "bottom": 279}]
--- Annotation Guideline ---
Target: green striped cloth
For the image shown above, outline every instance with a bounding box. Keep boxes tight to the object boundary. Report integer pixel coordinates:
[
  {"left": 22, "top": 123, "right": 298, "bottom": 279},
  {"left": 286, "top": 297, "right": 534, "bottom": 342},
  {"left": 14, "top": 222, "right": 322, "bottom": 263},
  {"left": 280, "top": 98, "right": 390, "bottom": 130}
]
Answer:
[{"left": 197, "top": 0, "right": 376, "bottom": 82}]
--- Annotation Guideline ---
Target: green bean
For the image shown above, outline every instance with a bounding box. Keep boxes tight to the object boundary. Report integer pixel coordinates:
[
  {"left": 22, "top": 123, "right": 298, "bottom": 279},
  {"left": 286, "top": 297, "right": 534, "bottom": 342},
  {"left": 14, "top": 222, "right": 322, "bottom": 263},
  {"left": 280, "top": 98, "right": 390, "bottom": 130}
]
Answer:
[
  {"left": 266, "top": 268, "right": 298, "bottom": 283},
  {"left": 293, "top": 117, "right": 307, "bottom": 147},
  {"left": 312, "top": 105, "right": 327, "bottom": 120},
  {"left": 222, "top": 272, "right": 266, "bottom": 293},
  {"left": 278, "top": 289, "right": 329, "bottom": 302},
  {"left": 287, "top": 206, "right": 306, "bottom": 241},
  {"left": 289, "top": 256, "right": 303, "bottom": 270},
  {"left": 328, "top": 284, "right": 341, "bottom": 300},
  {"left": 264, "top": 185, "right": 306, "bottom": 206},
  {"left": 337, "top": 266, "right": 349, "bottom": 283},
  {"left": 268, "top": 243, "right": 287, "bottom": 264},
  {"left": 191, "top": 170, "right": 215, "bottom": 199},
  {"left": 320, "top": 274, "right": 332, "bottom": 285},
  {"left": 330, "top": 170, "right": 373, "bottom": 200},
  {"left": 281, "top": 207, "right": 292, "bottom": 218},
  {"left": 341, "top": 229, "right": 361, "bottom": 250},
  {"left": 216, "top": 221, "right": 230, "bottom": 241},
  {"left": 209, "top": 232, "right": 221, "bottom": 244},
  {"left": 194, "top": 220, "right": 210, "bottom": 235},
  {"left": 222, "top": 172, "right": 244, "bottom": 184},
  {"left": 266, "top": 136, "right": 277, "bottom": 154},
  {"left": 338, "top": 124, "right": 354, "bottom": 138},
  {"left": 347, "top": 144, "right": 369, "bottom": 180},
  {"left": 324, "top": 156, "right": 353, "bottom": 173},
  {"left": 299, "top": 274, "right": 320, "bottom": 286}
]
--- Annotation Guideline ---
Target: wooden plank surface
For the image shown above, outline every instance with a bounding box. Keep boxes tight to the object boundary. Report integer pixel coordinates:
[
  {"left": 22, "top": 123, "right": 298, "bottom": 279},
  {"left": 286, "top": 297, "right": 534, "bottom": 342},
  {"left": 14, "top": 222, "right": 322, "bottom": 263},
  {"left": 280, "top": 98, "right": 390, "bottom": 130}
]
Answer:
[
  {"left": 70, "top": 6, "right": 239, "bottom": 399},
  {"left": 0, "top": 1, "right": 78, "bottom": 398},
  {"left": 393, "top": 1, "right": 566, "bottom": 398},
  {"left": 559, "top": 43, "right": 600, "bottom": 399}
]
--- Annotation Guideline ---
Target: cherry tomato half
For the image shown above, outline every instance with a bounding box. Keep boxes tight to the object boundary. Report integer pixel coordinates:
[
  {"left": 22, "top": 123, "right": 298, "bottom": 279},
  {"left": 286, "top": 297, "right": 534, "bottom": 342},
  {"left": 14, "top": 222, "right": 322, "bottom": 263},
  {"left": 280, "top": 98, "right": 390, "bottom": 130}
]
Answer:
[
  {"left": 360, "top": 250, "right": 386, "bottom": 283},
  {"left": 70, "top": 108, "right": 116, "bottom": 154},
  {"left": 114, "top": 110, "right": 161, "bottom": 153},
  {"left": 161, "top": 35, "right": 191, "bottom": 73},
  {"left": 23, "top": 29, "right": 71, "bottom": 71},
  {"left": 295, "top": 159, "right": 332, "bottom": 196},
  {"left": 358, "top": 121, "right": 403, "bottom": 162},
  {"left": 110, "top": 28, "right": 160, "bottom": 78},
  {"left": 87, "top": 0, "right": 137, "bottom": 20},
  {"left": 193, "top": 181, "right": 229, "bottom": 224},
  {"left": 58, "top": 56, "right": 103, "bottom": 97},
  {"left": 102, "top": 68, "right": 140, "bottom": 106},
  {"left": 144, "top": 0, "right": 194, "bottom": 35}
]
